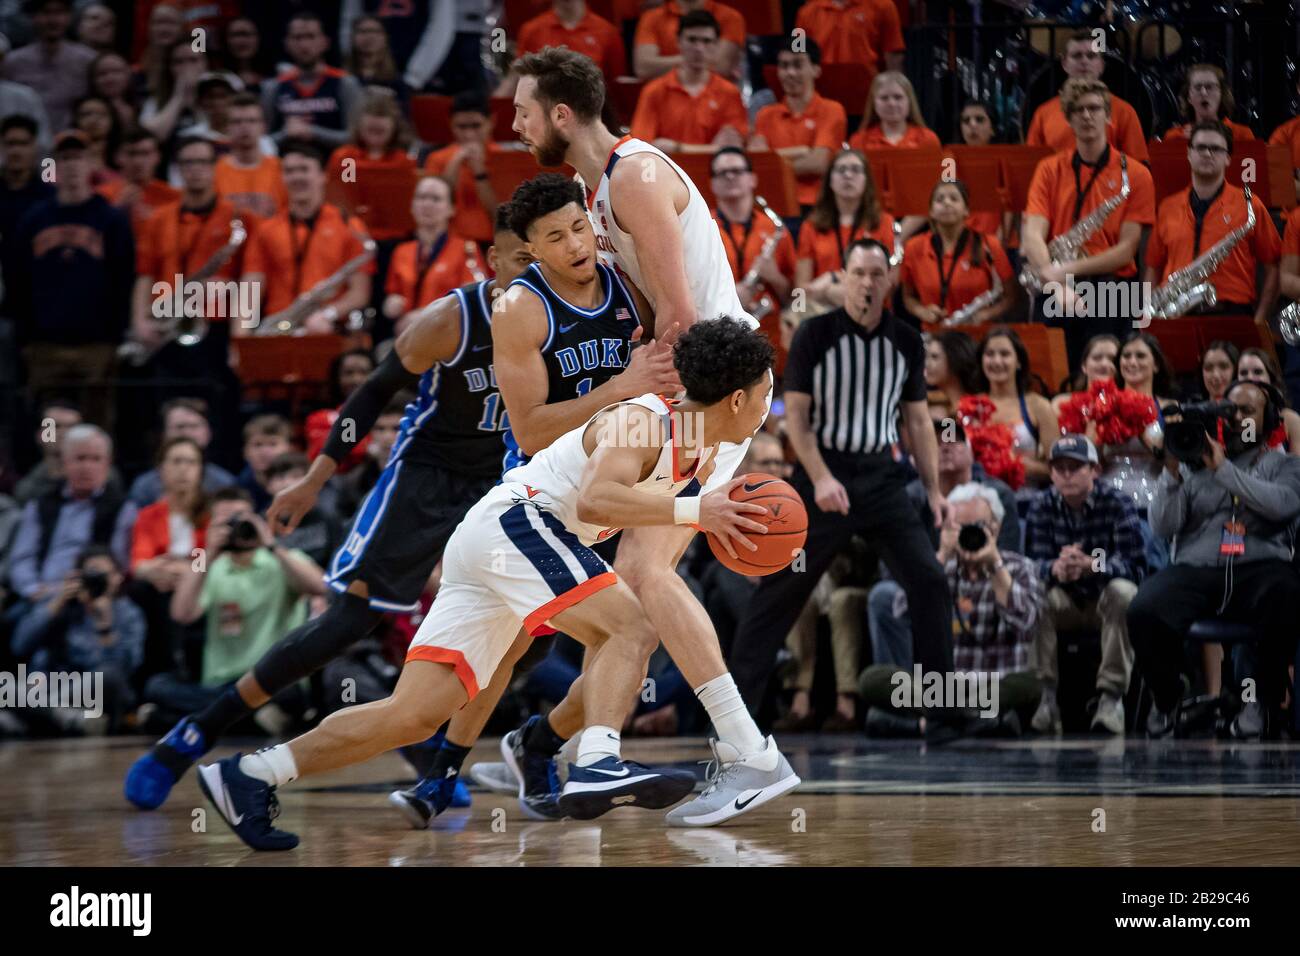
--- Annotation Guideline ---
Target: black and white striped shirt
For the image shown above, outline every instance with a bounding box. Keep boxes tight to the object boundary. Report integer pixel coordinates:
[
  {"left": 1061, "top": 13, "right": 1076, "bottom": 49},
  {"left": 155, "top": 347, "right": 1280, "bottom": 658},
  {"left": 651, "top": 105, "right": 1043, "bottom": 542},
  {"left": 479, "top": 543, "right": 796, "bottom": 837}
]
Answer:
[{"left": 784, "top": 308, "right": 926, "bottom": 454}]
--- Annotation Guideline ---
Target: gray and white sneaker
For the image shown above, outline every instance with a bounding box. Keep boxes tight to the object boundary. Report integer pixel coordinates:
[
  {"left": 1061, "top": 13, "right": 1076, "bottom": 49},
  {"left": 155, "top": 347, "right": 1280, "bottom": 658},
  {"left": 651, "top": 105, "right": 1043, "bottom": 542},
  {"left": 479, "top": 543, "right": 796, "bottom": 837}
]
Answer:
[
  {"left": 469, "top": 761, "right": 518, "bottom": 795},
  {"left": 665, "top": 736, "right": 800, "bottom": 828},
  {"left": 1090, "top": 692, "right": 1125, "bottom": 735}
]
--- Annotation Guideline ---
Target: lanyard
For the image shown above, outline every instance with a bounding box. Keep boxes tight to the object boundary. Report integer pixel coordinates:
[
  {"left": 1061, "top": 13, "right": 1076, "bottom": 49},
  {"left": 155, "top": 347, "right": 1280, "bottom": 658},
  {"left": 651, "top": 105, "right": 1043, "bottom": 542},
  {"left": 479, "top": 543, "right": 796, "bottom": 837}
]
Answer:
[
  {"left": 414, "top": 232, "right": 449, "bottom": 301},
  {"left": 930, "top": 228, "right": 970, "bottom": 310},
  {"left": 716, "top": 209, "right": 755, "bottom": 279},
  {"left": 1071, "top": 145, "right": 1111, "bottom": 224},
  {"left": 1188, "top": 182, "right": 1226, "bottom": 258},
  {"left": 833, "top": 221, "right": 864, "bottom": 271},
  {"left": 177, "top": 200, "right": 219, "bottom": 276},
  {"left": 289, "top": 210, "right": 323, "bottom": 296}
]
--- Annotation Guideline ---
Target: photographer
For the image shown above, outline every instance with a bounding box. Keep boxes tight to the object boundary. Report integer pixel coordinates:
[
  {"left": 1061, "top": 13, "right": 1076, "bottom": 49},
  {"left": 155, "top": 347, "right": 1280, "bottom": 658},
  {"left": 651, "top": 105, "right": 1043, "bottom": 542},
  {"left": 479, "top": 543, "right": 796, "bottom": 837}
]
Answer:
[
  {"left": 1025, "top": 435, "right": 1149, "bottom": 735},
  {"left": 1129, "top": 380, "right": 1300, "bottom": 736},
  {"left": 11, "top": 545, "right": 145, "bottom": 733},
  {"left": 142, "top": 487, "right": 325, "bottom": 726},
  {"left": 859, "top": 483, "right": 1043, "bottom": 736}
]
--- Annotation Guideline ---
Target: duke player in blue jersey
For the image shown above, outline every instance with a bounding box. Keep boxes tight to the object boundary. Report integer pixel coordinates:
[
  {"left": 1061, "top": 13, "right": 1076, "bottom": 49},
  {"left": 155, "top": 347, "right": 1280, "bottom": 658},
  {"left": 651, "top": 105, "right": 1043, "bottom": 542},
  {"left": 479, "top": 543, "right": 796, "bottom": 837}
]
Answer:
[{"left": 123, "top": 206, "right": 542, "bottom": 810}]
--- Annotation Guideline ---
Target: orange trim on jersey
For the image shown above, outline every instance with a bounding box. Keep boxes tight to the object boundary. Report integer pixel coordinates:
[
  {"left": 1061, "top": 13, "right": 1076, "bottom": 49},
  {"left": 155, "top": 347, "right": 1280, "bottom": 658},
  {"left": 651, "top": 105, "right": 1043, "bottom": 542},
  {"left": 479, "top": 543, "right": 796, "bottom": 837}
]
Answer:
[
  {"left": 656, "top": 394, "right": 700, "bottom": 482},
  {"left": 586, "top": 135, "right": 633, "bottom": 210},
  {"left": 523, "top": 571, "right": 618, "bottom": 636},
  {"left": 404, "top": 645, "right": 481, "bottom": 700}
]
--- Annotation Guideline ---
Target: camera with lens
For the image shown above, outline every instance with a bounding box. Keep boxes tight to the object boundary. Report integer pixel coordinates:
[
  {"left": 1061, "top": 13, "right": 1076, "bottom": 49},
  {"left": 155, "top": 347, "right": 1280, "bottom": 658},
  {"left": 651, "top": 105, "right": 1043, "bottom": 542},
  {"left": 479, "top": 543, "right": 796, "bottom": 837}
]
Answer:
[
  {"left": 957, "top": 523, "right": 988, "bottom": 552},
  {"left": 80, "top": 568, "right": 109, "bottom": 599},
  {"left": 1162, "top": 400, "right": 1236, "bottom": 464},
  {"left": 225, "top": 515, "right": 262, "bottom": 551}
]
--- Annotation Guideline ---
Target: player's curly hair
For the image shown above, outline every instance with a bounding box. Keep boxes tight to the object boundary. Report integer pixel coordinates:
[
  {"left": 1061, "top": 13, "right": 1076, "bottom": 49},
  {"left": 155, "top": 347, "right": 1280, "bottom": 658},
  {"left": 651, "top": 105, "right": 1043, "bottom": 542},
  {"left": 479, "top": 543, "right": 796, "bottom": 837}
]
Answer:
[
  {"left": 674, "top": 318, "right": 774, "bottom": 404},
  {"left": 508, "top": 173, "right": 586, "bottom": 240}
]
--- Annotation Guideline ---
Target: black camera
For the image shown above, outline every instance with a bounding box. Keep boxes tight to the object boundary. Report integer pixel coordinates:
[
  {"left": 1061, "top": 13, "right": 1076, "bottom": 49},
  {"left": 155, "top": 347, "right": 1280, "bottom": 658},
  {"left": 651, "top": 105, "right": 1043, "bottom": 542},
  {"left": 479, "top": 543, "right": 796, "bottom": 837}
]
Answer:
[
  {"left": 80, "top": 569, "right": 109, "bottom": 599},
  {"left": 1163, "top": 400, "right": 1235, "bottom": 464},
  {"left": 225, "top": 515, "right": 261, "bottom": 551},
  {"left": 957, "top": 523, "right": 988, "bottom": 552}
]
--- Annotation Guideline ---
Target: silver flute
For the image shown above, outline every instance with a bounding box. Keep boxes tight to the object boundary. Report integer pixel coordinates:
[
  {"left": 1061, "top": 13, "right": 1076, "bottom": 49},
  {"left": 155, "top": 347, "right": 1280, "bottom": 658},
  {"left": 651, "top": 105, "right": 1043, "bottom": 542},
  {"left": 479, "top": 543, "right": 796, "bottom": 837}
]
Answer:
[{"left": 1020, "top": 153, "right": 1130, "bottom": 294}]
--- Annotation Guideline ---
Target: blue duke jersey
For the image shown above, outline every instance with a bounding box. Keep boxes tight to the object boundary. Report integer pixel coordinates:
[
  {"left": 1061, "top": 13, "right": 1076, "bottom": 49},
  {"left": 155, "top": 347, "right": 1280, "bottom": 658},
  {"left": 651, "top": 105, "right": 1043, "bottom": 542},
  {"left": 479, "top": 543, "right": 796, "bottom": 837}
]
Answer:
[
  {"left": 390, "top": 279, "right": 507, "bottom": 480},
  {"left": 500, "top": 261, "right": 642, "bottom": 472}
]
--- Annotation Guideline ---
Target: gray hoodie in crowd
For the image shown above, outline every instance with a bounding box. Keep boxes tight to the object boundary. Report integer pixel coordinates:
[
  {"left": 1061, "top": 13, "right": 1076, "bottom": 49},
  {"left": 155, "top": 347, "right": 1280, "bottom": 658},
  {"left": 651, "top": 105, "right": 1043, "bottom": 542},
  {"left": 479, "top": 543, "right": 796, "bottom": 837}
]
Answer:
[{"left": 1150, "top": 446, "right": 1300, "bottom": 567}]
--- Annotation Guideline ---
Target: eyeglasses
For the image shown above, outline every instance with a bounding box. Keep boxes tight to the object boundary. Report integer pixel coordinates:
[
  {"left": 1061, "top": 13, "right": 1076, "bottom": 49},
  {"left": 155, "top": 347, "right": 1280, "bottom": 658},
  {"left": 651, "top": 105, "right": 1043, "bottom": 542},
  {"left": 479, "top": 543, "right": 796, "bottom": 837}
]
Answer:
[
  {"left": 711, "top": 167, "right": 749, "bottom": 179},
  {"left": 1069, "top": 104, "right": 1106, "bottom": 116},
  {"left": 832, "top": 165, "right": 865, "bottom": 176},
  {"left": 1189, "top": 82, "right": 1220, "bottom": 93},
  {"left": 1190, "top": 143, "right": 1229, "bottom": 156}
]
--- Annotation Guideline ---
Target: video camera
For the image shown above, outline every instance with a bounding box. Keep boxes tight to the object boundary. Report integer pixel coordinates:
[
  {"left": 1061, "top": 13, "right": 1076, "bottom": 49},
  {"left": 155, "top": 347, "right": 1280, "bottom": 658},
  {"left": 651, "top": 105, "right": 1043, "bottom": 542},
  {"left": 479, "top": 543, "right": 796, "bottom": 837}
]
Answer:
[{"left": 1161, "top": 400, "right": 1236, "bottom": 464}]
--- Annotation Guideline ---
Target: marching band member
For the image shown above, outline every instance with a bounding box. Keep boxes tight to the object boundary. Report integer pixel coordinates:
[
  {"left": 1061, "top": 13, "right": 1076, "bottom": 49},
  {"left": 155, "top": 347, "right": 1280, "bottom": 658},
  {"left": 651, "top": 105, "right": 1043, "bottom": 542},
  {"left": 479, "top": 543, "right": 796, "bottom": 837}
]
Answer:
[{"left": 1162, "top": 64, "right": 1255, "bottom": 143}]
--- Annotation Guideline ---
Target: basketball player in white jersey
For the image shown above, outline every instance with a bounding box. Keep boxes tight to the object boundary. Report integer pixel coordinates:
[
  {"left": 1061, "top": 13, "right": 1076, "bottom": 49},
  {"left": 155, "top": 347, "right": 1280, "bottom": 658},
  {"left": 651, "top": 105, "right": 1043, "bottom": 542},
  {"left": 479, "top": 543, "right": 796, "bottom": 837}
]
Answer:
[
  {"left": 512, "top": 48, "right": 798, "bottom": 825},
  {"left": 194, "top": 319, "right": 790, "bottom": 850}
]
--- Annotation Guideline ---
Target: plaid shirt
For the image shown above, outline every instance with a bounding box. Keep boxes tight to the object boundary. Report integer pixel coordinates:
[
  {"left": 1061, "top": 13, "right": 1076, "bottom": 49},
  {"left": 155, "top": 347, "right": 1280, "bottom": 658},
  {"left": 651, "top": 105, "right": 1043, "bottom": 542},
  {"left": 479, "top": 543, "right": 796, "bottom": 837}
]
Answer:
[
  {"left": 947, "top": 551, "right": 1041, "bottom": 676},
  {"left": 1023, "top": 483, "right": 1148, "bottom": 602}
]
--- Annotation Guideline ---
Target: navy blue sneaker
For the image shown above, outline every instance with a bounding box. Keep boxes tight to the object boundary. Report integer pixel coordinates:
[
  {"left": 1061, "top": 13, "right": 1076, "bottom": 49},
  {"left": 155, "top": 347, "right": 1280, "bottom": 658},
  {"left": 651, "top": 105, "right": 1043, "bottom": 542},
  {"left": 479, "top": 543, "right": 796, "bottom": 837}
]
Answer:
[
  {"left": 558, "top": 756, "right": 697, "bottom": 821},
  {"left": 387, "top": 772, "right": 472, "bottom": 829},
  {"left": 196, "top": 754, "right": 299, "bottom": 851},
  {"left": 124, "top": 717, "right": 209, "bottom": 810},
  {"left": 501, "top": 718, "right": 564, "bottom": 821}
]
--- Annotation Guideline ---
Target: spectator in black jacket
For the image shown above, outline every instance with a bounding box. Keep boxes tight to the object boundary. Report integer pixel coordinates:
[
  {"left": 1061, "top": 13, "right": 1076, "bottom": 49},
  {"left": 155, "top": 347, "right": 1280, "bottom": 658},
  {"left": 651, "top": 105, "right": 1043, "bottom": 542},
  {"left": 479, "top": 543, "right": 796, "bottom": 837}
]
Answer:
[{"left": 11, "top": 130, "right": 133, "bottom": 431}]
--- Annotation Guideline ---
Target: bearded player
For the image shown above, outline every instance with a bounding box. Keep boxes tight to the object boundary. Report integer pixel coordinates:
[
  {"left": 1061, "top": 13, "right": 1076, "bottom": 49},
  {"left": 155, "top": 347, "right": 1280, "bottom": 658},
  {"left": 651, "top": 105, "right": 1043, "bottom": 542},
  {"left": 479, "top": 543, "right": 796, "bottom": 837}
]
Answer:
[{"left": 510, "top": 47, "right": 799, "bottom": 824}]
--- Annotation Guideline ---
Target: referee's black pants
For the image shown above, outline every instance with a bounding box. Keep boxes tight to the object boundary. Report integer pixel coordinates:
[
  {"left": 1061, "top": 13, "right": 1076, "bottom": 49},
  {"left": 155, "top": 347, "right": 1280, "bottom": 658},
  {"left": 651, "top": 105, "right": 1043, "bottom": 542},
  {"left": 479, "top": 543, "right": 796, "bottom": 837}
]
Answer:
[{"left": 728, "top": 452, "right": 953, "bottom": 714}]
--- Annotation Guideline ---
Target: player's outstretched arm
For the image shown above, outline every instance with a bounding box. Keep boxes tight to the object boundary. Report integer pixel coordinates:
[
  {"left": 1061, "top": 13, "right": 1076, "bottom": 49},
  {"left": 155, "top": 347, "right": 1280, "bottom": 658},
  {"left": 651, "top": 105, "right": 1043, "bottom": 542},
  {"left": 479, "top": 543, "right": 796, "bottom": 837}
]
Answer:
[
  {"left": 493, "top": 285, "right": 678, "bottom": 456},
  {"left": 609, "top": 154, "right": 698, "bottom": 331},
  {"left": 266, "top": 294, "right": 463, "bottom": 532}
]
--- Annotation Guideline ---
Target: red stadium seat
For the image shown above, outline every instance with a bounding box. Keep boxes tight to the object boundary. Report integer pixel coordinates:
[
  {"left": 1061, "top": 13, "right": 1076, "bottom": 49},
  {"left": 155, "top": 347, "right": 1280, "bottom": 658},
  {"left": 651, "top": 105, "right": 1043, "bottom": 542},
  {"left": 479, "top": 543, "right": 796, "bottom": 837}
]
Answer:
[
  {"left": 997, "top": 145, "right": 1055, "bottom": 213},
  {"left": 1147, "top": 140, "right": 1292, "bottom": 208},
  {"left": 726, "top": 0, "right": 783, "bottom": 35},
  {"left": 487, "top": 150, "right": 577, "bottom": 202},
  {"left": 491, "top": 96, "right": 518, "bottom": 142},
  {"left": 866, "top": 148, "right": 946, "bottom": 216},
  {"left": 670, "top": 150, "right": 800, "bottom": 217},
  {"left": 954, "top": 322, "right": 1070, "bottom": 395},
  {"left": 941, "top": 146, "right": 1005, "bottom": 213},
  {"left": 326, "top": 165, "right": 419, "bottom": 239},
  {"left": 1192, "top": 315, "right": 1273, "bottom": 356},
  {"left": 410, "top": 94, "right": 453, "bottom": 146},
  {"left": 607, "top": 78, "right": 645, "bottom": 128}
]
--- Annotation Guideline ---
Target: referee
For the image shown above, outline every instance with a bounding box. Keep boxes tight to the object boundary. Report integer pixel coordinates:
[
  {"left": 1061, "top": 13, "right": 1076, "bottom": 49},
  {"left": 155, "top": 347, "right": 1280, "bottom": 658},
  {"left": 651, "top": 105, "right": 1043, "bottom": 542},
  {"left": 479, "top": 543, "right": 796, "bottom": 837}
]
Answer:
[{"left": 729, "top": 238, "right": 954, "bottom": 713}]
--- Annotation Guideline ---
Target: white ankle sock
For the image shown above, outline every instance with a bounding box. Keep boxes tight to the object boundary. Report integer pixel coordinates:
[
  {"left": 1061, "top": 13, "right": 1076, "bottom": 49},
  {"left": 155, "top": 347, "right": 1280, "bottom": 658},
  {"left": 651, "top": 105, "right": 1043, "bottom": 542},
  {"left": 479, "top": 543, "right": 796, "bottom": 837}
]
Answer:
[
  {"left": 695, "top": 673, "right": 765, "bottom": 754},
  {"left": 239, "top": 745, "right": 298, "bottom": 787},
  {"left": 576, "top": 725, "right": 621, "bottom": 767}
]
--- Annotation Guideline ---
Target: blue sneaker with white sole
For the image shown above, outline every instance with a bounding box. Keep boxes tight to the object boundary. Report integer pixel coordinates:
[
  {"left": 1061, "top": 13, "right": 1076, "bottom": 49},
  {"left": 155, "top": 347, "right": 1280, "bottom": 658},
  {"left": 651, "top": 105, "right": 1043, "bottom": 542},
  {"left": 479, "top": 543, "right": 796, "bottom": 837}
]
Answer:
[
  {"left": 196, "top": 754, "right": 299, "bottom": 851},
  {"left": 557, "top": 756, "right": 697, "bottom": 820},
  {"left": 124, "top": 717, "right": 209, "bottom": 810},
  {"left": 388, "top": 772, "right": 472, "bottom": 829},
  {"left": 501, "top": 718, "right": 564, "bottom": 820}
]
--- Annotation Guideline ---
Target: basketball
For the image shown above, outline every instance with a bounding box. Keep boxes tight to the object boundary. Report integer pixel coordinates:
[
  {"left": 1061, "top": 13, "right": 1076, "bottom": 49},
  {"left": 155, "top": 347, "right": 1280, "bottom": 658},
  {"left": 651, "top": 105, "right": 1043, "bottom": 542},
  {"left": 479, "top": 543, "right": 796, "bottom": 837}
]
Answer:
[{"left": 707, "top": 473, "right": 808, "bottom": 575}]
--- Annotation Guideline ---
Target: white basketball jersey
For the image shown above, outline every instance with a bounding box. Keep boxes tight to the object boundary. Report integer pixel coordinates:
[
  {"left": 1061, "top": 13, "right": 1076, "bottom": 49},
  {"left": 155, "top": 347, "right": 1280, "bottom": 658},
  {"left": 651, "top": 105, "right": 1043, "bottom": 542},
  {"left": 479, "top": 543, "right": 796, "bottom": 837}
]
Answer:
[
  {"left": 502, "top": 393, "right": 714, "bottom": 546},
  {"left": 586, "top": 136, "right": 757, "bottom": 330}
]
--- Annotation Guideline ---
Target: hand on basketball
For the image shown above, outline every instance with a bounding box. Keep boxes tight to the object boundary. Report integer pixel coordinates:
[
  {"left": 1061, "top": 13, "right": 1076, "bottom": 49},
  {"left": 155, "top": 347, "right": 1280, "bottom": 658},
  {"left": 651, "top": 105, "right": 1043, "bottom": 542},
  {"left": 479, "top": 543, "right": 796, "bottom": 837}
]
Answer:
[
  {"left": 700, "top": 478, "right": 770, "bottom": 559},
  {"left": 267, "top": 474, "right": 322, "bottom": 534},
  {"left": 813, "top": 475, "right": 849, "bottom": 515}
]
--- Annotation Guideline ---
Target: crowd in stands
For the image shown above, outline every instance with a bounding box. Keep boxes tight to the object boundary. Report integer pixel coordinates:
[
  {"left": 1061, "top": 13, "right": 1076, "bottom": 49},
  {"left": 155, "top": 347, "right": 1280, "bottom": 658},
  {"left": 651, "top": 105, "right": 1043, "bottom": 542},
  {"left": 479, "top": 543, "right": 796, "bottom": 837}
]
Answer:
[{"left": 2, "top": 0, "right": 1300, "bottom": 745}]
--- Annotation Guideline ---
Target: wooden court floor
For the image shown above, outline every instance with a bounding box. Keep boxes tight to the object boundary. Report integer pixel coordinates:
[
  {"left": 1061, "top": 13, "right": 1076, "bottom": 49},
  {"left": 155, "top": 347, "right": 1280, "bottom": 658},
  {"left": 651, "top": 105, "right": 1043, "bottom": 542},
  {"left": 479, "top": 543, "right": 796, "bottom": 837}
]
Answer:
[{"left": 4, "top": 734, "right": 1300, "bottom": 866}]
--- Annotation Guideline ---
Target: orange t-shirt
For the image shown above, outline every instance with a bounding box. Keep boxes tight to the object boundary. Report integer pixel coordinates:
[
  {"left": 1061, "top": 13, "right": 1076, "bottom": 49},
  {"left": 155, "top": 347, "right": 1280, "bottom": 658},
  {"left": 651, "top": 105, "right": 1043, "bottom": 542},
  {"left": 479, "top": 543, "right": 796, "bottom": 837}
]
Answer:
[
  {"left": 794, "top": 0, "right": 875, "bottom": 68},
  {"left": 900, "top": 229, "right": 1013, "bottom": 318},
  {"left": 1024, "top": 148, "right": 1155, "bottom": 278},
  {"left": 754, "top": 94, "right": 847, "bottom": 206},
  {"left": 1268, "top": 116, "right": 1300, "bottom": 170},
  {"left": 848, "top": 123, "right": 941, "bottom": 153},
  {"left": 1281, "top": 206, "right": 1300, "bottom": 258},
  {"left": 715, "top": 207, "right": 798, "bottom": 371},
  {"left": 966, "top": 210, "right": 1003, "bottom": 240},
  {"left": 242, "top": 204, "right": 376, "bottom": 318},
  {"left": 97, "top": 177, "right": 181, "bottom": 241},
  {"left": 634, "top": 0, "right": 745, "bottom": 56},
  {"left": 796, "top": 212, "right": 897, "bottom": 278},
  {"left": 424, "top": 142, "right": 506, "bottom": 243},
  {"left": 214, "top": 154, "right": 288, "bottom": 221},
  {"left": 385, "top": 234, "right": 479, "bottom": 312},
  {"left": 1145, "top": 184, "right": 1280, "bottom": 306},
  {"left": 1026, "top": 95, "right": 1151, "bottom": 162},
  {"left": 519, "top": 9, "right": 627, "bottom": 80},
  {"left": 1162, "top": 118, "right": 1255, "bottom": 143},
  {"left": 137, "top": 198, "right": 249, "bottom": 312},
  {"left": 630, "top": 70, "right": 748, "bottom": 145}
]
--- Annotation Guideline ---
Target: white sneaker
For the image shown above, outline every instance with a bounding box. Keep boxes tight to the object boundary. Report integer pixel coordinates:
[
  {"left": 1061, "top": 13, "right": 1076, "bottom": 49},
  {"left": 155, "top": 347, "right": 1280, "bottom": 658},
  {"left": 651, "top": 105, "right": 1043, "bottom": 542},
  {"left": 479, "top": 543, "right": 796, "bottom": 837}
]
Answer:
[
  {"left": 1031, "top": 687, "right": 1062, "bottom": 735},
  {"left": 1090, "top": 692, "right": 1125, "bottom": 735},
  {"left": 664, "top": 736, "right": 800, "bottom": 828},
  {"left": 468, "top": 761, "right": 518, "bottom": 794}
]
